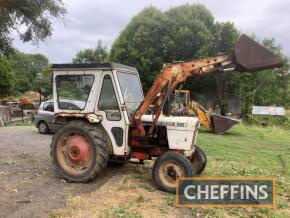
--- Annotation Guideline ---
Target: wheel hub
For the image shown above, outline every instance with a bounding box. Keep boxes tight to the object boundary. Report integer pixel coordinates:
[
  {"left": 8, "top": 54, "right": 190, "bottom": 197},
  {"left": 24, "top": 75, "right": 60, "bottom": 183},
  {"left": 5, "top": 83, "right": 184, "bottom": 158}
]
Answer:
[
  {"left": 66, "top": 135, "right": 91, "bottom": 162},
  {"left": 167, "top": 166, "right": 178, "bottom": 179},
  {"left": 56, "top": 131, "right": 94, "bottom": 176},
  {"left": 159, "top": 161, "right": 186, "bottom": 188}
]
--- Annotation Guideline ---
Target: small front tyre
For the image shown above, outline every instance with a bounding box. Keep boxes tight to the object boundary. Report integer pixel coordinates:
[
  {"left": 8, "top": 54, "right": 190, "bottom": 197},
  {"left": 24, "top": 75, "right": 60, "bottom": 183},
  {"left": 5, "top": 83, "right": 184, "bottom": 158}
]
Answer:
[
  {"left": 191, "top": 145, "right": 207, "bottom": 175},
  {"left": 152, "top": 152, "right": 194, "bottom": 193}
]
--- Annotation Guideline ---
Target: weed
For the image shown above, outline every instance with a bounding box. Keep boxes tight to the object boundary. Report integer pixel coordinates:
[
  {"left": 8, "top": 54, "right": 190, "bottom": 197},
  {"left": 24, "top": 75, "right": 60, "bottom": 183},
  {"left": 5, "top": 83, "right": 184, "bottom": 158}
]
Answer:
[
  {"left": 136, "top": 195, "right": 145, "bottom": 204},
  {"left": 164, "top": 195, "right": 175, "bottom": 207},
  {"left": 113, "top": 207, "right": 142, "bottom": 218}
]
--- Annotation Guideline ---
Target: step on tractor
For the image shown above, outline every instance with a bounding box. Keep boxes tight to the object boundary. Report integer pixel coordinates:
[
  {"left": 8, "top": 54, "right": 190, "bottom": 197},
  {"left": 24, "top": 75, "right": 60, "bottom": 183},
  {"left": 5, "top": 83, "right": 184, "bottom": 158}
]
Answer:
[{"left": 50, "top": 35, "right": 282, "bottom": 193}]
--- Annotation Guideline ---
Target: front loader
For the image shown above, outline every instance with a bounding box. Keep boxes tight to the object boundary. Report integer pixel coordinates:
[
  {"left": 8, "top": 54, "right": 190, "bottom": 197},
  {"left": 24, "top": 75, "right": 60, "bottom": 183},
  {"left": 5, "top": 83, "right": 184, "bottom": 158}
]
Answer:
[
  {"left": 50, "top": 35, "right": 282, "bottom": 193},
  {"left": 171, "top": 90, "right": 240, "bottom": 134}
]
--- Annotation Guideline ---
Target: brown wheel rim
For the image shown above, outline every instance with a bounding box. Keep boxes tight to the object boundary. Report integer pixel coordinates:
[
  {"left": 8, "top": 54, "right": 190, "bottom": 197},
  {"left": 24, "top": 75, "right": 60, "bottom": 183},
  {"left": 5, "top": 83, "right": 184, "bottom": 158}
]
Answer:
[
  {"left": 158, "top": 160, "right": 186, "bottom": 189},
  {"left": 56, "top": 131, "right": 94, "bottom": 176}
]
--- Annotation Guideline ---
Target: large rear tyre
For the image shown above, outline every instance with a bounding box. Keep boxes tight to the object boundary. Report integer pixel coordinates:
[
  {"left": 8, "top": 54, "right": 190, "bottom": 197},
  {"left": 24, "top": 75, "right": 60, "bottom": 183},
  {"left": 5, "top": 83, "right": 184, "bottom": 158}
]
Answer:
[
  {"left": 152, "top": 152, "right": 194, "bottom": 193},
  {"left": 191, "top": 145, "right": 207, "bottom": 175},
  {"left": 50, "top": 120, "right": 110, "bottom": 182}
]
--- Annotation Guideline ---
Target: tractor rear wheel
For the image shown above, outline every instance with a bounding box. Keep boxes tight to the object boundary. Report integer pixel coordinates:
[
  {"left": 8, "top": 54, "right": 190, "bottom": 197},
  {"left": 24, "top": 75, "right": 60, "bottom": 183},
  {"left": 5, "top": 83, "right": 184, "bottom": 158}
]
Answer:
[
  {"left": 152, "top": 152, "right": 194, "bottom": 193},
  {"left": 50, "top": 120, "right": 110, "bottom": 182}
]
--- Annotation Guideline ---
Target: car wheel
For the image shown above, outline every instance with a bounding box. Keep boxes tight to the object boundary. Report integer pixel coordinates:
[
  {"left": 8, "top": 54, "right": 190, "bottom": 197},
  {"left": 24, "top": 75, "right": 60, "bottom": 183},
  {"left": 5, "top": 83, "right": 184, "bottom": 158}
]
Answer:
[{"left": 38, "top": 121, "right": 49, "bottom": 134}]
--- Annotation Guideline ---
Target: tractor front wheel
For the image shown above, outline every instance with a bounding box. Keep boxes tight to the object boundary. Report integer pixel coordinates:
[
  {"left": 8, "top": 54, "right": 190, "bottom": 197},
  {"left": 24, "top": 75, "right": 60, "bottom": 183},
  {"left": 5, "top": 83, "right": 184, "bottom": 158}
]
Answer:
[
  {"left": 50, "top": 120, "right": 110, "bottom": 182},
  {"left": 152, "top": 152, "right": 194, "bottom": 193},
  {"left": 190, "top": 145, "right": 207, "bottom": 175}
]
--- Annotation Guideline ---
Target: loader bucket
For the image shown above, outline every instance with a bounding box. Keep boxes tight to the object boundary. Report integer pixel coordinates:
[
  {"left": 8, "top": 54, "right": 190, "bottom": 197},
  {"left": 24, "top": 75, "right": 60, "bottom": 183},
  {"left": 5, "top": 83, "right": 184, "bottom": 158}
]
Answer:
[
  {"left": 210, "top": 114, "right": 240, "bottom": 134},
  {"left": 233, "top": 34, "right": 283, "bottom": 72}
]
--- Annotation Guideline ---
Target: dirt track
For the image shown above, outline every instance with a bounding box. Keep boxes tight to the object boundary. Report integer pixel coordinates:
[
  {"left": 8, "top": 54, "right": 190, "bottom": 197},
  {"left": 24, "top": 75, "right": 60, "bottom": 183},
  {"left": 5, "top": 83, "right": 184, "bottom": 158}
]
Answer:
[{"left": 0, "top": 126, "right": 121, "bottom": 218}]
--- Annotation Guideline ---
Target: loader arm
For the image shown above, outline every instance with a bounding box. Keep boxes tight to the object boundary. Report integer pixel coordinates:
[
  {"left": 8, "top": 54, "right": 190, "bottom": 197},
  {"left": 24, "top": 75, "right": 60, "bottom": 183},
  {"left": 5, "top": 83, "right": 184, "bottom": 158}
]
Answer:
[
  {"left": 133, "top": 54, "right": 232, "bottom": 136},
  {"left": 133, "top": 34, "right": 282, "bottom": 137}
]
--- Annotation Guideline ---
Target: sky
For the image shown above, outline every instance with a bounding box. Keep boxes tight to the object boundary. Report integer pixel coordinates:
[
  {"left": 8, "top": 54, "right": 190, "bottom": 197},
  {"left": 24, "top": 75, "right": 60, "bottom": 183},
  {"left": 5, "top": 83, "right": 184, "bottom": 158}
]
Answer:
[{"left": 12, "top": 0, "right": 290, "bottom": 63}]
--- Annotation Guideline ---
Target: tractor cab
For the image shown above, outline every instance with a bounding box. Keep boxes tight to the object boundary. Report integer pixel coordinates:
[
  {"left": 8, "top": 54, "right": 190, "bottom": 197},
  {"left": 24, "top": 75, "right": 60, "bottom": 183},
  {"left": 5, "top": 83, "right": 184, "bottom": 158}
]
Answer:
[{"left": 52, "top": 63, "right": 144, "bottom": 156}]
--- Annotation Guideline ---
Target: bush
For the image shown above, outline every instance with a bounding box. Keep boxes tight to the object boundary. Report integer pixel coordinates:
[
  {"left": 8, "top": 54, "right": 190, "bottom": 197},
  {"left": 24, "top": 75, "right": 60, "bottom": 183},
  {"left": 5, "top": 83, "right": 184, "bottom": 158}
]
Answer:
[{"left": 245, "top": 114, "right": 290, "bottom": 129}]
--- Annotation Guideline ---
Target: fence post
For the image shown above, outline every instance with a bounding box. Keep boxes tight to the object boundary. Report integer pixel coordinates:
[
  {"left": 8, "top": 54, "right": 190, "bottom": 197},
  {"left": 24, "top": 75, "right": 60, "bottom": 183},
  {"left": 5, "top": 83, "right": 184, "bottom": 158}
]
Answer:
[{"left": 0, "top": 117, "right": 4, "bottom": 127}]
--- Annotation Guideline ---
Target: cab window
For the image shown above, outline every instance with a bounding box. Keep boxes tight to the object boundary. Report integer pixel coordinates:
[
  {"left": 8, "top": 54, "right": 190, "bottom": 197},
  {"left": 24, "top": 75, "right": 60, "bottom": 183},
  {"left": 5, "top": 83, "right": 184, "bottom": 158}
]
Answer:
[
  {"left": 98, "top": 75, "right": 121, "bottom": 121},
  {"left": 55, "top": 75, "right": 94, "bottom": 110}
]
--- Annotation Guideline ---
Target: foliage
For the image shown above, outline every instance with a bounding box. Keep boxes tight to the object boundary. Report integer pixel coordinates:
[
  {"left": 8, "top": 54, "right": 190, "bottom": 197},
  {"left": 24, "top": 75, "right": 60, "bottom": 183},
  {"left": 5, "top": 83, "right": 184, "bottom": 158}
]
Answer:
[
  {"left": 4, "top": 119, "right": 33, "bottom": 127},
  {"left": 73, "top": 40, "right": 108, "bottom": 64},
  {"left": 227, "top": 38, "right": 290, "bottom": 116},
  {"left": 111, "top": 4, "right": 289, "bottom": 115},
  {"left": 245, "top": 115, "right": 290, "bottom": 129},
  {"left": 6, "top": 50, "right": 49, "bottom": 96},
  {"left": 110, "top": 4, "right": 240, "bottom": 95},
  {"left": 38, "top": 65, "right": 53, "bottom": 100},
  {"left": 197, "top": 124, "right": 290, "bottom": 218},
  {"left": 212, "top": 22, "right": 240, "bottom": 115},
  {"left": 0, "top": 57, "right": 15, "bottom": 97},
  {"left": 110, "top": 6, "right": 165, "bottom": 91},
  {"left": 0, "top": 0, "right": 66, "bottom": 54},
  {"left": 211, "top": 22, "right": 240, "bottom": 55}
]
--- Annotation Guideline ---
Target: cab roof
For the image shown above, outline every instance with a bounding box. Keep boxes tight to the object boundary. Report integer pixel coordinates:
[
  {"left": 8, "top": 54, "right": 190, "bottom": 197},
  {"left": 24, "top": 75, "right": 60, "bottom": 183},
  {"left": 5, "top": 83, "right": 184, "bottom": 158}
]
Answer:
[{"left": 51, "top": 63, "right": 137, "bottom": 72}]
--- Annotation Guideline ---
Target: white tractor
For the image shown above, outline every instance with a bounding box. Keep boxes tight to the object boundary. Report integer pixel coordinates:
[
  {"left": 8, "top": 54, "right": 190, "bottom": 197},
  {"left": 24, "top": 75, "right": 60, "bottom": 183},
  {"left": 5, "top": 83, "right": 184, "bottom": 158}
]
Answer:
[{"left": 50, "top": 35, "right": 281, "bottom": 193}]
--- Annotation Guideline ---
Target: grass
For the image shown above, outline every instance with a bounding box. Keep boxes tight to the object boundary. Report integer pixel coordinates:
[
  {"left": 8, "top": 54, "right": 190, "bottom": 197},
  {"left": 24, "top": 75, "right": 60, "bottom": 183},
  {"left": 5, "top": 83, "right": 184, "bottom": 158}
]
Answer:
[
  {"left": 4, "top": 119, "right": 33, "bottom": 126},
  {"left": 52, "top": 124, "right": 290, "bottom": 218},
  {"left": 194, "top": 124, "right": 290, "bottom": 217},
  {"left": 198, "top": 124, "right": 290, "bottom": 179}
]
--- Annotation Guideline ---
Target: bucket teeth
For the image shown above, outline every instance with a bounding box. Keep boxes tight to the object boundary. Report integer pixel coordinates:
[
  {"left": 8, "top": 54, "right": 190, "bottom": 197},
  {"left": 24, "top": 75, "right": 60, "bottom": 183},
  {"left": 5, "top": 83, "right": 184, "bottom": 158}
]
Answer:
[{"left": 233, "top": 34, "right": 283, "bottom": 72}]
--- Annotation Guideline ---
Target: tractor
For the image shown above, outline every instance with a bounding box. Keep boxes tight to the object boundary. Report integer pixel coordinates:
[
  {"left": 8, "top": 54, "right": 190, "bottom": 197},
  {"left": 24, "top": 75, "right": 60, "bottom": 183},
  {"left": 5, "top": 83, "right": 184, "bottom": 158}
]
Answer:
[{"left": 50, "top": 35, "right": 282, "bottom": 193}]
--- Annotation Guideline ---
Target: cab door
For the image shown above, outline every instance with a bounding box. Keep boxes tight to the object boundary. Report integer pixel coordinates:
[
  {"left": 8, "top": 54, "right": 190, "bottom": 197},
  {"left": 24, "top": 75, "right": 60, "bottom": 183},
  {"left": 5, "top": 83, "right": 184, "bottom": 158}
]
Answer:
[{"left": 96, "top": 72, "right": 127, "bottom": 156}]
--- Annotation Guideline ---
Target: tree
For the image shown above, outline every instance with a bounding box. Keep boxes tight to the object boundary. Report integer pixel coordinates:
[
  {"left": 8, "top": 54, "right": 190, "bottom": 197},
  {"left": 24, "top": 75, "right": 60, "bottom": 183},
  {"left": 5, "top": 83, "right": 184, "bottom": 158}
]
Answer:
[
  {"left": 0, "top": 57, "right": 15, "bottom": 97},
  {"left": 110, "top": 3, "right": 289, "bottom": 116},
  {"left": 7, "top": 51, "right": 49, "bottom": 95},
  {"left": 212, "top": 22, "right": 240, "bottom": 115},
  {"left": 110, "top": 4, "right": 216, "bottom": 93},
  {"left": 211, "top": 22, "right": 240, "bottom": 55},
  {"left": 227, "top": 38, "right": 289, "bottom": 116},
  {"left": 73, "top": 40, "right": 108, "bottom": 64},
  {"left": 0, "top": 0, "right": 66, "bottom": 54},
  {"left": 37, "top": 64, "right": 53, "bottom": 101},
  {"left": 111, "top": 7, "right": 165, "bottom": 91}
]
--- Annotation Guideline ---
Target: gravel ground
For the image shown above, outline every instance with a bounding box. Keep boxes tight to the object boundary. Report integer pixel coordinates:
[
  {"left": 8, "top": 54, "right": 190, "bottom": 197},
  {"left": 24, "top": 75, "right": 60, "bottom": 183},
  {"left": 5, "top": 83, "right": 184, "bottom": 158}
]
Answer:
[{"left": 0, "top": 126, "right": 120, "bottom": 218}]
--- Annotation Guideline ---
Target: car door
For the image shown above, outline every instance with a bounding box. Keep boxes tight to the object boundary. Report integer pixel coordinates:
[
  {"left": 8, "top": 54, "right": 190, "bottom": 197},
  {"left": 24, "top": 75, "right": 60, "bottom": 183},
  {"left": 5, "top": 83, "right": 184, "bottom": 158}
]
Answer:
[{"left": 42, "top": 102, "right": 62, "bottom": 131}]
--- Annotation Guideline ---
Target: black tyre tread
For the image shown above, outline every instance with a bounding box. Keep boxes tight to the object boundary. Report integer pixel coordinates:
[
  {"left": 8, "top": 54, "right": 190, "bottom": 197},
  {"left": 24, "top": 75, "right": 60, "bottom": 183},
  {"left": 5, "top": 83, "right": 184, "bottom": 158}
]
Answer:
[
  {"left": 152, "top": 151, "right": 194, "bottom": 194},
  {"left": 38, "top": 121, "right": 49, "bottom": 134},
  {"left": 192, "top": 145, "right": 207, "bottom": 175},
  {"left": 90, "top": 126, "right": 113, "bottom": 154},
  {"left": 50, "top": 120, "right": 110, "bottom": 182}
]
